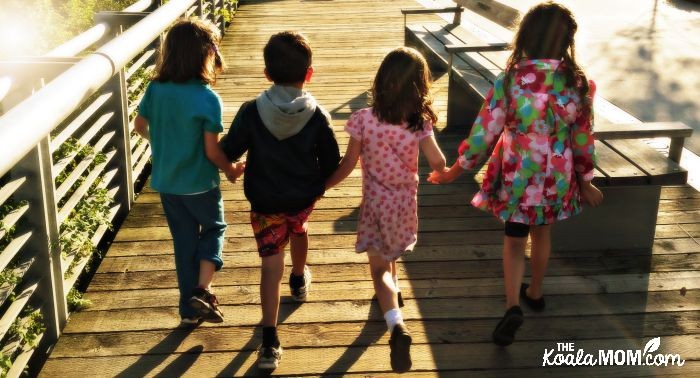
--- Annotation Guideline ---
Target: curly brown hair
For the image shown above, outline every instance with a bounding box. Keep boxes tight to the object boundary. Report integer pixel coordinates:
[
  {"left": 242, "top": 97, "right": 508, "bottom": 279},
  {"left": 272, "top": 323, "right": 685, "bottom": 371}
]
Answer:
[
  {"left": 505, "top": 2, "right": 591, "bottom": 109},
  {"left": 370, "top": 47, "right": 437, "bottom": 132},
  {"left": 153, "top": 18, "right": 225, "bottom": 85}
]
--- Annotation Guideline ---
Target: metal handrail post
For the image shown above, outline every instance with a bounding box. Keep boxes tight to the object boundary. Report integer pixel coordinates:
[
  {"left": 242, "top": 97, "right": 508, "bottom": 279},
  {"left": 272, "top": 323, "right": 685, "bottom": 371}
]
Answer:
[
  {"left": 108, "top": 66, "right": 134, "bottom": 213},
  {"left": 12, "top": 138, "right": 66, "bottom": 357}
]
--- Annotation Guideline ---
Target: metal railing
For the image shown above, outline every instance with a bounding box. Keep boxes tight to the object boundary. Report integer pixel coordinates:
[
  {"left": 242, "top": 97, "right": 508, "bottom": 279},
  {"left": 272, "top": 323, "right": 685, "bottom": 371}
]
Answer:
[{"left": 0, "top": 0, "right": 236, "bottom": 375}]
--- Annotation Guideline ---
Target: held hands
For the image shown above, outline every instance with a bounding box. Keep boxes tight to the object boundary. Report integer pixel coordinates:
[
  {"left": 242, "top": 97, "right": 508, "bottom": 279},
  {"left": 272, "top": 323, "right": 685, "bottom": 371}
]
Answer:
[
  {"left": 428, "top": 163, "right": 462, "bottom": 184},
  {"left": 580, "top": 180, "right": 603, "bottom": 207},
  {"left": 428, "top": 168, "right": 451, "bottom": 184},
  {"left": 225, "top": 161, "right": 246, "bottom": 183}
]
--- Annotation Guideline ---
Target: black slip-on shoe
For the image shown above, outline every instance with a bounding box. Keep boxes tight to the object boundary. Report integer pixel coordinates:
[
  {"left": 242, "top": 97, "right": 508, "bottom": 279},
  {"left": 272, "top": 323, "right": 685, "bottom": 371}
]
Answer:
[{"left": 492, "top": 306, "right": 524, "bottom": 346}]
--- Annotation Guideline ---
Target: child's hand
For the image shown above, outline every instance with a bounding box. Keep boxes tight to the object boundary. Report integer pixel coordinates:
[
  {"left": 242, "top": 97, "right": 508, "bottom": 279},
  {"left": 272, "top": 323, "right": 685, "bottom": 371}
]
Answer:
[
  {"left": 427, "top": 168, "right": 451, "bottom": 184},
  {"left": 580, "top": 181, "right": 603, "bottom": 207},
  {"left": 428, "top": 163, "right": 462, "bottom": 184},
  {"left": 225, "top": 162, "right": 245, "bottom": 183}
]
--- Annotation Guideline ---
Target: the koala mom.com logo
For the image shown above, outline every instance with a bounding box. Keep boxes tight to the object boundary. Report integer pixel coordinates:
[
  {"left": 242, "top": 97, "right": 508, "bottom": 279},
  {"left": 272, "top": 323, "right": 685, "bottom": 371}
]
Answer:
[{"left": 542, "top": 337, "right": 686, "bottom": 367}]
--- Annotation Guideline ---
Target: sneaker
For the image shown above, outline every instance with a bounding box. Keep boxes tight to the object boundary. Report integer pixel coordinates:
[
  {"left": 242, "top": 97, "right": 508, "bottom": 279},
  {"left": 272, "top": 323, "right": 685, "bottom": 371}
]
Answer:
[
  {"left": 289, "top": 265, "right": 311, "bottom": 302},
  {"left": 178, "top": 316, "right": 201, "bottom": 328},
  {"left": 258, "top": 344, "right": 283, "bottom": 370},
  {"left": 188, "top": 287, "right": 224, "bottom": 323},
  {"left": 520, "top": 283, "right": 545, "bottom": 312},
  {"left": 397, "top": 291, "right": 405, "bottom": 308},
  {"left": 389, "top": 324, "right": 412, "bottom": 373},
  {"left": 492, "top": 306, "right": 524, "bottom": 346}
]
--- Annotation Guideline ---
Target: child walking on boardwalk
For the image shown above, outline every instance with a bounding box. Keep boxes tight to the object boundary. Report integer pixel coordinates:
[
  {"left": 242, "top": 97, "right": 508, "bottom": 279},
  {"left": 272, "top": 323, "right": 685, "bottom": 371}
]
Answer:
[
  {"left": 326, "top": 47, "right": 447, "bottom": 373},
  {"left": 219, "top": 31, "right": 341, "bottom": 370},
  {"left": 429, "top": 2, "right": 603, "bottom": 346},
  {"left": 134, "top": 19, "right": 243, "bottom": 326}
]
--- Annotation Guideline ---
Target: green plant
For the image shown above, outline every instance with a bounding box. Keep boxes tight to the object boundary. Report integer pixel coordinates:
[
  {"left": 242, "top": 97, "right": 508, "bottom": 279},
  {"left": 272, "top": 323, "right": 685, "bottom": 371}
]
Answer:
[
  {"left": 0, "top": 199, "right": 28, "bottom": 251},
  {"left": 0, "top": 269, "right": 19, "bottom": 288},
  {"left": 54, "top": 138, "right": 109, "bottom": 210},
  {"left": 127, "top": 67, "right": 153, "bottom": 104},
  {"left": 61, "top": 182, "right": 112, "bottom": 276},
  {"left": 67, "top": 288, "right": 92, "bottom": 312},
  {"left": 213, "top": 1, "right": 238, "bottom": 24},
  {"left": 0, "top": 352, "right": 12, "bottom": 377},
  {"left": 52, "top": 136, "right": 113, "bottom": 279},
  {"left": 7, "top": 309, "right": 46, "bottom": 350}
]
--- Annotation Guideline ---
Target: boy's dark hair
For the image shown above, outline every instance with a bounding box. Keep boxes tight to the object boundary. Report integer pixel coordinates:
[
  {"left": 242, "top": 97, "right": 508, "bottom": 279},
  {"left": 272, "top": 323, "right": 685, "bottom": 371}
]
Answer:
[
  {"left": 370, "top": 47, "right": 437, "bottom": 132},
  {"left": 505, "top": 2, "right": 590, "bottom": 110},
  {"left": 153, "top": 18, "right": 224, "bottom": 85},
  {"left": 263, "top": 31, "right": 312, "bottom": 84}
]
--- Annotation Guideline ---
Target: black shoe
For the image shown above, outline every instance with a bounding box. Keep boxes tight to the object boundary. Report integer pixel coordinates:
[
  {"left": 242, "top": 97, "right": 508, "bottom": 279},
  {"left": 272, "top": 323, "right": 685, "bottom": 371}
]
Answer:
[
  {"left": 289, "top": 265, "right": 311, "bottom": 302},
  {"left": 389, "top": 324, "right": 412, "bottom": 373},
  {"left": 397, "top": 291, "right": 405, "bottom": 308},
  {"left": 189, "top": 287, "right": 224, "bottom": 323},
  {"left": 520, "top": 283, "right": 545, "bottom": 312},
  {"left": 492, "top": 306, "right": 524, "bottom": 346}
]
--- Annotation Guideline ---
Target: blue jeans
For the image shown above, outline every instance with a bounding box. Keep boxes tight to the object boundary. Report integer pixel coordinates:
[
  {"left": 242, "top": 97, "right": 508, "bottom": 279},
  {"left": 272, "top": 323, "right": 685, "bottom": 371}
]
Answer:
[{"left": 160, "top": 187, "right": 226, "bottom": 318}]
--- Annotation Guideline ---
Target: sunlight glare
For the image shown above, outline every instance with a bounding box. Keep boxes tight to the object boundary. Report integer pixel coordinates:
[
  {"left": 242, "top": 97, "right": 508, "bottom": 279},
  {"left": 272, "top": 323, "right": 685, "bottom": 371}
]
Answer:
[
  {"left": 0, "top": 9, "right": 38, "bottom": 58},
  {"left": 0, "top": 77, "right": 11, "bottom": 103}
]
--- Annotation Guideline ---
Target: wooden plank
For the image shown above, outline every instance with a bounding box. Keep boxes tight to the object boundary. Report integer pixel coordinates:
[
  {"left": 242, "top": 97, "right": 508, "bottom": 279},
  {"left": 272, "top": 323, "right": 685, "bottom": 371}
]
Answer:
[
  {"left": 62, "top": 290, "right": 700, "bottom": 333},
  {"left": 596, "top": 121, "right": 693, "bottom": 139},
  {"left": 49, "top": 311, "right": 700, "bottom": 357},
  {"left": 424, "top": 23, "right": 501, "bottom": 84},
  {"left": 94, "top": 242, "right": 700, "bottom": 273},
  {"left": 86, "top": 254, "right": 700, "bottom": 291},
  {"left": 604, "top": 139, "right": 687, "bottom": 185},
  {"left": 593, "top": 140, "right": 648, "bottom": 185},
  {"left": 82, "top": 272, "right": 700, "bottom": 311},
  {"left": 40, "top": 335, "right": 700, "bottom": 376}
]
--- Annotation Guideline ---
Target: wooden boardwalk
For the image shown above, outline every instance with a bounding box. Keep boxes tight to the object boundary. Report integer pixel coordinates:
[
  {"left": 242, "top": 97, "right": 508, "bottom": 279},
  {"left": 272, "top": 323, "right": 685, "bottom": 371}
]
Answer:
[{"left": 42, "top": 0, "right": 699, "bottom": 376}]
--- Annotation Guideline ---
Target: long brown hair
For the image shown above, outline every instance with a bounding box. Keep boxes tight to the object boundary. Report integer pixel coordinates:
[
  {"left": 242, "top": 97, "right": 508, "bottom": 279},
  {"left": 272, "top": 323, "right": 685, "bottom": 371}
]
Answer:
[
  {"left": 505, "top": 2, "right": 590, "bottom": 109},
  {"left": 153, "top": 18, "right": 225, "bottom": 85},
  {"left": 370, "top": 47, "right": 437, "bottom": 132}
]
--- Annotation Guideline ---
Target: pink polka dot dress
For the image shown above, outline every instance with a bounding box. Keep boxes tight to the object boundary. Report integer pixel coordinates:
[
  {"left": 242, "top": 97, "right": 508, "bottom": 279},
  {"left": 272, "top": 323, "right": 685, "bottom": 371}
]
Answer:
[{"left": 345, "top": 108, "right": 434, "bottom": 261}]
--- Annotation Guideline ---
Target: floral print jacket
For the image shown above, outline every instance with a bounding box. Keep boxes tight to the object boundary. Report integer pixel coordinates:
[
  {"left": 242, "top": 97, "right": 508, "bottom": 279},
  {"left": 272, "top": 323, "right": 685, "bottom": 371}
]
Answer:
[{"left": 457, "top": 59, "right": 595, "bottom": 225}]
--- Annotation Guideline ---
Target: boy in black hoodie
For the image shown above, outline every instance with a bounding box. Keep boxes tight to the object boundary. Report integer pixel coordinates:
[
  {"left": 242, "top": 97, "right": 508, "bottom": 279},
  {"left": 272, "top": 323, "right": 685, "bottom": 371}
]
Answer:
[{"left": 220, "top": 31, "right": 340, "bottom": 370}]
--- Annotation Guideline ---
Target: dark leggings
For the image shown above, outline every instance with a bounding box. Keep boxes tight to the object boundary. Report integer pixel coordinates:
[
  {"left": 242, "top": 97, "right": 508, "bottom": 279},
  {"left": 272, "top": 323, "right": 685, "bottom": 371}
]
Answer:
[{"left": 504, "top": 221, "right": 530, "bottom": 238}]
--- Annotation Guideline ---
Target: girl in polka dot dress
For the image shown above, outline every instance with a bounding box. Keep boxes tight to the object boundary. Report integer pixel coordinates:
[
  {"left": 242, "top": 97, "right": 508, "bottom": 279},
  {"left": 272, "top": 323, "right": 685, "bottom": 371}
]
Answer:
[
  {"left": 429, "top": 2, "right": 603, "bottom": 346},
  {"left": 325, "top": 47, "right": 446, "bottom": 373}
]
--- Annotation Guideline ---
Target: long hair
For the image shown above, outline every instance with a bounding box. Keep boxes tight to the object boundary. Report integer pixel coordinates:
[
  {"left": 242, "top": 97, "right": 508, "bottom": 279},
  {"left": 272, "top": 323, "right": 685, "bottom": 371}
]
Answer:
[
  {"left": 504, "top": 2, "right": 590, "bottom": 110},
  {"left": 153, "top": 18, "right": 225, "bottom": 85},
  {"left": 370, "top": 47, "right": 437, "bottom": 132}
]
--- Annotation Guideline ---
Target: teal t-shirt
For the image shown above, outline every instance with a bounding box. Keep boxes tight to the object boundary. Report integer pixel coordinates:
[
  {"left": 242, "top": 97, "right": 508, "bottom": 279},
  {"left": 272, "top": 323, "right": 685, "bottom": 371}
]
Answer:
[{"left": 138, "top": 80, "right": 224, "bottom": 194}]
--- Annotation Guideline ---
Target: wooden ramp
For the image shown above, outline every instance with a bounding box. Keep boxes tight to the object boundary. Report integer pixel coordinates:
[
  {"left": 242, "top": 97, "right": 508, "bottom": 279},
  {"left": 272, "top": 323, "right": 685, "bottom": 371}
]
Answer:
[{"left": 42, "top": 0, "right": 700, "bottom": 376}]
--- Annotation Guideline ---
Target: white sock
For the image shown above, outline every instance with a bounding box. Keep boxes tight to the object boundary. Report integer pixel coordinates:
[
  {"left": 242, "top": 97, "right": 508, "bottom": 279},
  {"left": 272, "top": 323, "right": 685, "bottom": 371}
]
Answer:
[{"left": 383, "top": 308, "right": 404, "bottom": 332}]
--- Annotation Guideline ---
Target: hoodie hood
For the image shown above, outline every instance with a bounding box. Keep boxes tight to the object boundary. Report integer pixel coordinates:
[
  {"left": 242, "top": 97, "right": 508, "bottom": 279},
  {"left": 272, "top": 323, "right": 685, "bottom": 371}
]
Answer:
[{"left": 256, "top": 84, "right": 317, "bottom": 140}]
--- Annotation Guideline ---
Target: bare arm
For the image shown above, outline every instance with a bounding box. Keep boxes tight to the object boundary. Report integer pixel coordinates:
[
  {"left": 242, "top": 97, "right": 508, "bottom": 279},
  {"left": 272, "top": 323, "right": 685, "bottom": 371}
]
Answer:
[
  {"left": 134, "top": 115, "right": 149, "bottom": 141},
  {"left": 419, "top": 135, "right": 446, "bottom": 172},
  {"left": 204, "top": 132, "right": 242, "bottom": 182},
  {"left": 325, "top": 137, "right": 361, "bottom": 190}
]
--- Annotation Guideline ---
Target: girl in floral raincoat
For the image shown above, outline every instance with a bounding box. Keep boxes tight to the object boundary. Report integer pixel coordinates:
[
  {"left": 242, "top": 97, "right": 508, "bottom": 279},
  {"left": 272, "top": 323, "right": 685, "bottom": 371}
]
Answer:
[{"left": 429, "top": 2, "right": 603, "bottom": 346}]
